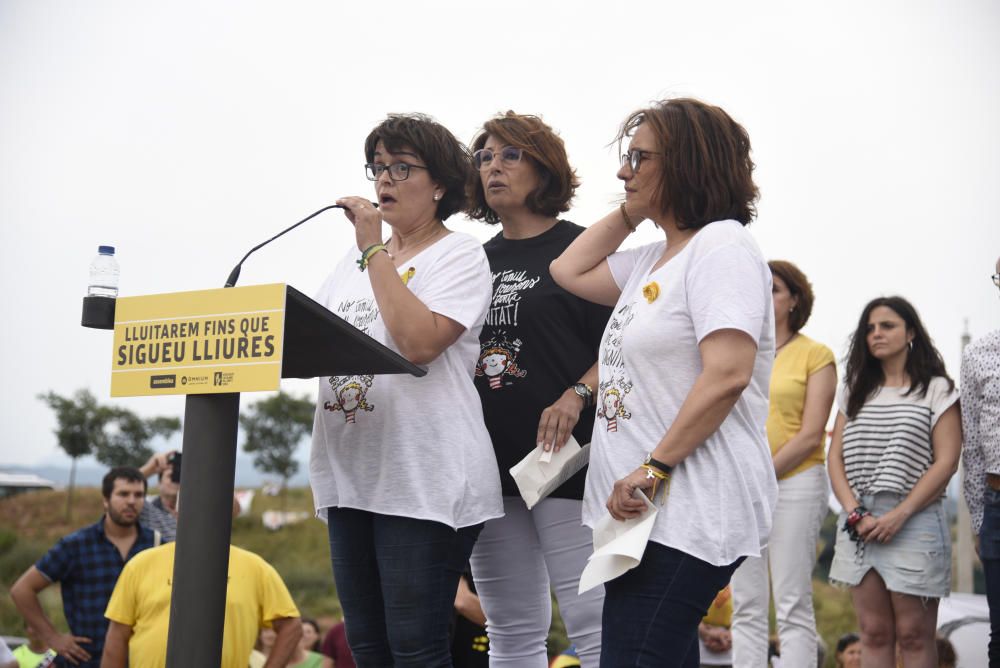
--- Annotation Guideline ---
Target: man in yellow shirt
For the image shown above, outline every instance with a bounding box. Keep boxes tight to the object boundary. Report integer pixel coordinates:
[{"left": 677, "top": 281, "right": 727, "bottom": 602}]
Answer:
[{"left": 101, "top": 542, "right": 301, "bottom": 668}]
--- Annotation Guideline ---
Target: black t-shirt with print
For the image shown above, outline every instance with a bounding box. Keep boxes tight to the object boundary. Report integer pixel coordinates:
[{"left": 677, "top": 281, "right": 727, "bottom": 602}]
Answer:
[{"left": 475, "top": 220, "right": 613, "bottom": 499}]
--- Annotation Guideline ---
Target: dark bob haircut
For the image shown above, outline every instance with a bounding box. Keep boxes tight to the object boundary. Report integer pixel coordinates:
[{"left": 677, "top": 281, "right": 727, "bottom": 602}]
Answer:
[
  {"left": 768, "top": 260, "right": 815, "bottom": 333},
  {"left": 843, "top": 296, "right": 954, "bottom": 418},
  {"left": 364, "top": 113, "right": 473, "bottom": 222},
  {"left": 836, "top": 632, "right": 859, "bottom": 655},
  {"left": 617, "top": 98, "right": 759, "bottom": 229},
  {"left": 102, "top": 466, "right": 147, "bottom": 499},
  {"left": 467, "top": 111, "right": 579, "bottom": 225}
]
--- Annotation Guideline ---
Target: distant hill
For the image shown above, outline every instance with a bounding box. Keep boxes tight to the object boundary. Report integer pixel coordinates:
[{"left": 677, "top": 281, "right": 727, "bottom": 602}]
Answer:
[{"left": 0, "top": 453, "right": 310, "bottom": 489}]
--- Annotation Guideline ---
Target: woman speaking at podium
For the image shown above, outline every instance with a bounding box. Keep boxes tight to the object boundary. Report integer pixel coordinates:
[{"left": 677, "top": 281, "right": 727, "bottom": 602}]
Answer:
[{"left": 309, "top": 113, "right": 503, "bottom": 668}]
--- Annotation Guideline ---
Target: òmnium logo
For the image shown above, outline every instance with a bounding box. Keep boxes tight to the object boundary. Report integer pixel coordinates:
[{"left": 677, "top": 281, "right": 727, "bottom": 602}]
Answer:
[{"left": 150, "top": 374, "right": 177, "bottom": 389}]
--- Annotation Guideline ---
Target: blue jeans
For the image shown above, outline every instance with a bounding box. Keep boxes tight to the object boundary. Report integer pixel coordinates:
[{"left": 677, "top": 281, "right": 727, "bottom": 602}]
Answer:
[
  {"left": 326, "top": 508, "right": 483, "bottom": 668},
  {"left": 600, "top": 541, "right": 744, "bottom": 668},
  {"left": 980, "top": 487, "right": 1000, "bottom": 667}
]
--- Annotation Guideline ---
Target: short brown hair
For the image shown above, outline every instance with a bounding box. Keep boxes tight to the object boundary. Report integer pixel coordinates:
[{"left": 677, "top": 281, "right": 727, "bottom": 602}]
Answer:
[
  {"left": 468, "top": 111, "right": 579, "bottom": 225},
  {"left": 768, "top": 260, "right": 814, "bottom": 332},
  {"left": 364, "top": 113, "right": 473, "bottom": 222},
  {"left": 617, "top": 98, "right": 758, "bottom": 228}
]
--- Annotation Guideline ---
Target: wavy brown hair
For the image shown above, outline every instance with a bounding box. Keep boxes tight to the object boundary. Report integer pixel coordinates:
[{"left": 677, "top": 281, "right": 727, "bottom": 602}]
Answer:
[
  {"left": 844, "top": 296, "right": 953, "bottom": 418},
  {"left": 467, "top": 111, "right": 579, "bottom": 224},
  {"left": 768, "top": 260, "right": 814, "bottom": 333},
  {"left": 364, "top": 113, "right": 473, "bottom": 222},
  {"left": 617, "top": 98, "right": 758, "bottom": 228}
]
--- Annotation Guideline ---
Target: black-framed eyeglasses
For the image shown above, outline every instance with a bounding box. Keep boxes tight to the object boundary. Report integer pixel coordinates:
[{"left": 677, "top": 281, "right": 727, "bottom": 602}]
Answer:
[
  {"left": 992, "top": 273, "right": 1000, "bottom": 288},
  {"left": 473, "top": 146, "right": 524, "bottom": 171},
  {"left": 620, "top": 149, "right": 661, "bottom": 173},
  {"left": 365, "top": 162, "right": 428, "bottom": 182}
]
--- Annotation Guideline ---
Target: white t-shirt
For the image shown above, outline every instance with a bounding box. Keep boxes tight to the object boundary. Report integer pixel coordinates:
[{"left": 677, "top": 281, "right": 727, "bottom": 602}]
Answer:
[
  {"left": 309, "top": 232, "right": 504, "bottom": 529},
  {"left": 583, "top": 220, "right": 778, "bottom": 566},
  {"left": 838, "top": 376, "right": 959, "bottom": 497}
]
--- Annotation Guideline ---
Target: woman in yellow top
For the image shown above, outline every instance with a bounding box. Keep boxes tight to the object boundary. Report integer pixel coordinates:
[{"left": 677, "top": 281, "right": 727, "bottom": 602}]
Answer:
[{"left": 730, "top": 260, "right": 836, "bottom": 667}]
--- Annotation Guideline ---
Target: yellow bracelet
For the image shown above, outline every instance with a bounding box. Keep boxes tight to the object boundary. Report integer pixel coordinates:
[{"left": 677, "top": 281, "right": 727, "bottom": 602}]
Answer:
[
  {"left": 357, "top": 244, "right": 388, "bottom": 272},
  {"left": 641, "top": 464, "right": 670, "bottom": 480},
  {"left": 649, "top": 475, "right": 671, "bottom": 504},
  {"left": 620, "top": 203, "right": 637, "bottom": 233}
]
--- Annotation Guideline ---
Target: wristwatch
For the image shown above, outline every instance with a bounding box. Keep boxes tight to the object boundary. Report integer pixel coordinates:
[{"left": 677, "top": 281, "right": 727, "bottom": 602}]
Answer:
[
  {"left": 644, "top": 453, "right": 673, "bottom": 476},
  {"left": 571, "top": 383, "right": 593, "bottom": 408}
]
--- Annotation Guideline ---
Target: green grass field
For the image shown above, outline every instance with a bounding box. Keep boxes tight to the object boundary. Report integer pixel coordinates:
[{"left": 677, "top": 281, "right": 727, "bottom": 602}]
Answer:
[{"left": 1, "top": 486, "right": 866, "bottom": 665}]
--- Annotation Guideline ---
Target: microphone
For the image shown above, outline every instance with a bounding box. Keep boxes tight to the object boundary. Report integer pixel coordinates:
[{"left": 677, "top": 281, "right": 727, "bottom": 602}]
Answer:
[{"left": 224, "top": 202, "right": 378, "bottom": 288}]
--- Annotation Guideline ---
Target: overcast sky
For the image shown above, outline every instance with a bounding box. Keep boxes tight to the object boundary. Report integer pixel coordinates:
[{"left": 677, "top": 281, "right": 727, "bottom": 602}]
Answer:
[{"left": 2, "top": 0, "right": 998, "bottom": 470}]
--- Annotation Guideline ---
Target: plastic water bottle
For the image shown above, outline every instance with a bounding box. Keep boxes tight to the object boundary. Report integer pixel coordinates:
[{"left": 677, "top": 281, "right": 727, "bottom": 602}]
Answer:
[{"left": 88, "top": 245, "right": 120, "bottom": 297}]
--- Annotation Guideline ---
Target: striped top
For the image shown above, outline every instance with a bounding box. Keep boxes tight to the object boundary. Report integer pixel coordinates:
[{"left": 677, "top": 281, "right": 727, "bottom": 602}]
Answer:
[{"left": 839, "top": 377, "right": 959, "bottom": 496}]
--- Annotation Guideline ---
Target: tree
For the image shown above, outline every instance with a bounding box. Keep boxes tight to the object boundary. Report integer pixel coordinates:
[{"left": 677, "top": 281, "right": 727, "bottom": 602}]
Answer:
[
  {"left": 38, "top": 390, "right": 183, "bottom": 519},
  {"left": 38, "top": 389, "right": 114, "bottom": 520},
  {"left": 240, "top": 392, "right": 314, "bottom": 506},
  {"left": 98, "top": 410, "right": 182, "bottom": 468}
]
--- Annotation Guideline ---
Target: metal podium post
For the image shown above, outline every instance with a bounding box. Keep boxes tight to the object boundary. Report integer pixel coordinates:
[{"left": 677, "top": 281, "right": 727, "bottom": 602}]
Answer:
[{"left": 165, "top": 392, "right": 240, "bottom": 668}]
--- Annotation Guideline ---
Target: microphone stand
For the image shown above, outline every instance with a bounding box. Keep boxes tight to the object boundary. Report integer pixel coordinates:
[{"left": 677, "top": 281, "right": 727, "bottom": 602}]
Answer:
[{"left": 224, "top": 202, "right": 377, "bottom": 288}]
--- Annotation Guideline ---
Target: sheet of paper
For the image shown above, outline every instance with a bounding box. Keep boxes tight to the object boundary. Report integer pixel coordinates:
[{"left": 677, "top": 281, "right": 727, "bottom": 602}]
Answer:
[
  {"left": 510, "top": 436, "right": 590, "bottom": 509},
  {"left": 578, "top": 492, "right": 658, "bottom": 594}
]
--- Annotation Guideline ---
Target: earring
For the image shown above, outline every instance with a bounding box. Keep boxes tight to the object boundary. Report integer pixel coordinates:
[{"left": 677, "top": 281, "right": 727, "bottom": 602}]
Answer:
[{"left": 433, "top": 194, "right": 440, "bottom": 201}]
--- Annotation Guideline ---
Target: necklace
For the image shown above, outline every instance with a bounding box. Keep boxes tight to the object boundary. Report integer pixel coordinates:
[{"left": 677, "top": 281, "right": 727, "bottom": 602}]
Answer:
[
  {"left": 386, "top": 224, "right": 449, "bottom": 266},
  {"left": 775, "top": 333, "right": 797, "bottom": 354}
]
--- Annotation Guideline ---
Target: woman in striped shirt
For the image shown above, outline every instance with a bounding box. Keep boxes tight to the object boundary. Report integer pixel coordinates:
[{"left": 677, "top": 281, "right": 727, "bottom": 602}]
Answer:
[{"left": 828, "top": 296, "right": 961, "bottom": 667}]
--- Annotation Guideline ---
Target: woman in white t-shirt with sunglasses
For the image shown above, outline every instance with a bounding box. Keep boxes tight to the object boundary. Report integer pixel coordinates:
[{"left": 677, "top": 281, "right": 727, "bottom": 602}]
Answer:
[{"left": 551, "top": 97, "right": 778, "bottom": 667}]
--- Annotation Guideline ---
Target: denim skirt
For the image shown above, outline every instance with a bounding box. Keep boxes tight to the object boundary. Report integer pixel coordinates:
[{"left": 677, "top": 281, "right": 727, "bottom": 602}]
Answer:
[{"left": 829, "top": 491, "right": 951, "bottom": 598}]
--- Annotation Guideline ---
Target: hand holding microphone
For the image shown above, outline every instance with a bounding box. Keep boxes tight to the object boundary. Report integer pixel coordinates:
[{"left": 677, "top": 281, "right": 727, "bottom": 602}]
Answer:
[
  {"left": 224, "top": 201, "right": 377, "bottom": 287},
  {"left": 336, "top": 196, "right": 384, "bottom": 251}
]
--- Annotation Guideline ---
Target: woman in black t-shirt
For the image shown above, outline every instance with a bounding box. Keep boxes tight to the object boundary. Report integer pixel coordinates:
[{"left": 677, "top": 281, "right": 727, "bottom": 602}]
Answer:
[{"left": 466, "top": 112, "right": 611, "bottom": 667}]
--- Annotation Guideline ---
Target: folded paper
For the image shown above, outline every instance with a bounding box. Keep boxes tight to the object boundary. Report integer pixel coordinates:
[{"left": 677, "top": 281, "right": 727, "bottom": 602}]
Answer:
[
  {"left": 510, "top": 436, "right": 590, "bottom": 509},
  {"left": 578, "top": 492, "right": 657, "bottom": 594}
]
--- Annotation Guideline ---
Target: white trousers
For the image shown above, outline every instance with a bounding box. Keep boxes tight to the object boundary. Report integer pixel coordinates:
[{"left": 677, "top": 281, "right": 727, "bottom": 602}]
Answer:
[
  {"left": 470, "top": 496, "right": 604, "bottom": 667},
  {"left": 731, "top": 464, "right": 828, "bottom": 668}
]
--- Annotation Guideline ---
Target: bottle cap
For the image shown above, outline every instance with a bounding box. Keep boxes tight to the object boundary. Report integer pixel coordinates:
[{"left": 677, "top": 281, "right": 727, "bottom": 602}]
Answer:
[{"left": 98, "top": 245, "right": 115, "bottom": 255}]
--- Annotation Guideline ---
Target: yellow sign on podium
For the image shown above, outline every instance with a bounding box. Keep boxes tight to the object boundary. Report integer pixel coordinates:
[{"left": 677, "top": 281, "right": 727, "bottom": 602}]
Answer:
[{"left": 111, "top": 284, "right": 286, "bottom": 397}]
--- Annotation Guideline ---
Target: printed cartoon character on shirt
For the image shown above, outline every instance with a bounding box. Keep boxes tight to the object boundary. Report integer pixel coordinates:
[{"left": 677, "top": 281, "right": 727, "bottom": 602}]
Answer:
[
  {"left": 597, "top": 378, "right": 632, "bottom": 432},
  {"left": 476, "top": 335, "right": 527, "bottom": 390},
  {"left": 323, "top": 375, "right": 375, "bottom": 423}
]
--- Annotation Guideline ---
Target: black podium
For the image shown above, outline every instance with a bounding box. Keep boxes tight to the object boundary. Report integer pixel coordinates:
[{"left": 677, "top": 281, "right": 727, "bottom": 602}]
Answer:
[{"left": 86, "top": 284, "right": 424, "bottom": 667}]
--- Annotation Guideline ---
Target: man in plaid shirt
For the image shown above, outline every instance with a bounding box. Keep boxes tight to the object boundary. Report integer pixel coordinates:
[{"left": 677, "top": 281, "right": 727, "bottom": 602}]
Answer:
[{"left": 10, "top": 467, "right": 156, "bottom": 667}]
